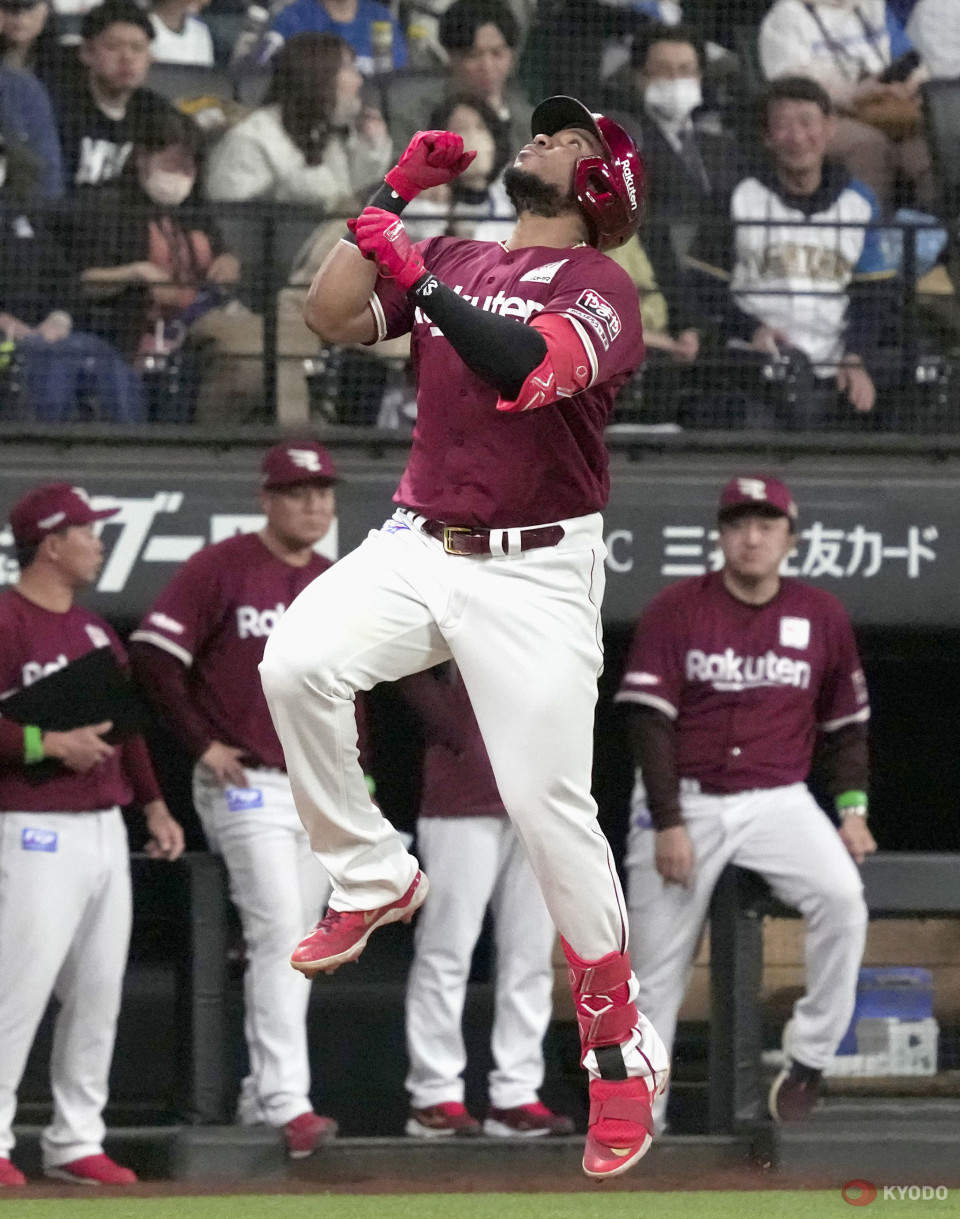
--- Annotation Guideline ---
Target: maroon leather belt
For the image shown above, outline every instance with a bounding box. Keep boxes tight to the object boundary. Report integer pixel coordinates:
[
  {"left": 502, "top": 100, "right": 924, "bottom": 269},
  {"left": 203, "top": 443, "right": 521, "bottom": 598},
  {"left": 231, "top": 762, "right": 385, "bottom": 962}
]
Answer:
[{"left": 417, "top": 518, "right": 566, "bottom": 556}]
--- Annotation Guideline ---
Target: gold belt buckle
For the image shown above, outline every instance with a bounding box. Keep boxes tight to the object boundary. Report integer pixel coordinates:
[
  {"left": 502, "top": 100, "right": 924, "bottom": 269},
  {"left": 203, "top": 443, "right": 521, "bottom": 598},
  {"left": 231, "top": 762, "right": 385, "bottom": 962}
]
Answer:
[{"left": 442, "top": 525, "right": 471, "bottom": 554}]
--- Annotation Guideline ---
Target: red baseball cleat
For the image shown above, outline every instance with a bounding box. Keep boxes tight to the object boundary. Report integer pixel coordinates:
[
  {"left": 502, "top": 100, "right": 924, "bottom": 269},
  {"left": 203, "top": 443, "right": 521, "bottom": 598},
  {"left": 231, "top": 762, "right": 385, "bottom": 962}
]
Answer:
[
  {"left": 405, "top": 1102, "right": 482, "bottom": 1138},
  {"left": 484, "top": 1101, "right": 575, "bottom": 1138},
  {"left": 44, "top": 1154, "right": 138, "bottom": 1185},
  {"left": 283, "top": 1110, "right": 338, "bottom": 1158},
  {"left": 0, "top": 1157, "right": 26, "bottom": 1187},
  {"left": 291, "top": 870, "right": 429, "bottom": 976},
  {"left": 582, "top": 1077, "right": 655, "bottom": 1179}
]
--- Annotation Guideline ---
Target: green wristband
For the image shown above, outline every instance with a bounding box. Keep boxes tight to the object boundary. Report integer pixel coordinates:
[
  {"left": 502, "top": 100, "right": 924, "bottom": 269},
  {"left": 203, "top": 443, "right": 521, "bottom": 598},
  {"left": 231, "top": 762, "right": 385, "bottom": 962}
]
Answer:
[
  {"left": 836, "top": 790, "right": 868, "bottom": 812},
  {"left": 365, "top": 774, "right": 377, "bottom": 797},
  {"left": 23, "top": 725, "right": 45, "bottom": 765}
]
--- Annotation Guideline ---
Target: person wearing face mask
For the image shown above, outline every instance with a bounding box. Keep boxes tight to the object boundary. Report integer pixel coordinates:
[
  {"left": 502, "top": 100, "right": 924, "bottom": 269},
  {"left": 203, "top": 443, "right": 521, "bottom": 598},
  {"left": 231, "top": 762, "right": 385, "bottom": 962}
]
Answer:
[
  {"left": 58, "top": 108, "right": 263, "bottom": 421},
  {"left": 206, "top": 32, "right": 391, "bottom": 204},
  {"left": 606, "top": 24, "right": 748, "bottom": 370},
  {"left": 401, "top": 94, "right": 515, "bottom": 243}
]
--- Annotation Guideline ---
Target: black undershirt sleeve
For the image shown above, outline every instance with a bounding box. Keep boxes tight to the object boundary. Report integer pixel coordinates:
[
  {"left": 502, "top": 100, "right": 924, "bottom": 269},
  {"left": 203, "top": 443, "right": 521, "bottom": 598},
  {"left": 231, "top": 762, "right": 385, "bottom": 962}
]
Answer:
[
  {"left": 816, "top": 722, "right": 870, "bottom": 801},
  {"left": 408, "top": 274, "right": 548, "bottom": 399},
  {"left": 625, "top": 706, "right": 684, "bottom": 831}
]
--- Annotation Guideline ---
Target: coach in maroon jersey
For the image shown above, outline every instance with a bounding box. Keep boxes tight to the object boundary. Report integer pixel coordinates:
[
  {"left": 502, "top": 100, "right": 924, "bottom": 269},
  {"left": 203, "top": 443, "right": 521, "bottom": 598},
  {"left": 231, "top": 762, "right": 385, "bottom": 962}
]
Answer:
[
  {"left": 260, "top": 97, "right": 671, "bottom": 1180},
  {"left": 129, "top": 442, "right": 339, "bottom": 1158},
  {"left": 0, "top": 484, "right": 183, "bottom": 1189},
  {"left": 615, "top": 475, "right": 876, "bottom": 1128}
]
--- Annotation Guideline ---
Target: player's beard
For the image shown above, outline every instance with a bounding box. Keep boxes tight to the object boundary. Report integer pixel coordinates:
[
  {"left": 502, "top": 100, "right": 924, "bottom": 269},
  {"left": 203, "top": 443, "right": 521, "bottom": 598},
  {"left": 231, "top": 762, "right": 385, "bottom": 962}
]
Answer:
[{"left": 503, "top": 167, "right": 575, "bottom": 219}]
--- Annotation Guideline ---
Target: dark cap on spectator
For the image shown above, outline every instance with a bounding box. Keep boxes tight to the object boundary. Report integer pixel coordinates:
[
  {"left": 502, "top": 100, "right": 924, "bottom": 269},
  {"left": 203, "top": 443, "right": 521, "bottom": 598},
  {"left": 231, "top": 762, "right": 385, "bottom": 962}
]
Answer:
[
  {"left": 261, "top": 442, "right": 338, "bottom": 490},
  {"left": 0, "top": 0, "right": 44, "bottom": 12},
  {"left": 10, "top": 483, "right": 120, "bottom": 547},
  {"left": 82, "top": 0, "right": 153, "bottom": 42},
  {"left": 718, "top": 475, "right": 798, "bottom": 523}
]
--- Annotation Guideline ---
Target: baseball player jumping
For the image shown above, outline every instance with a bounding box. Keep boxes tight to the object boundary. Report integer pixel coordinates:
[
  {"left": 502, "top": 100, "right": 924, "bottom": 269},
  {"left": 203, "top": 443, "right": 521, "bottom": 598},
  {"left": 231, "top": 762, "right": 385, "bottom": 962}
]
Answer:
[
  {"left": 615, "top": 476, "right": 876, "bottom": 1129},
  {"left": 0, "top": 484, "right": 184, "bottom": 1189},
  {"left": 259, "top": 96, "right": 670, "bottom": 1178},
  {"left": 398, "top": 662, "right": 573, "bottom": 1140},
  {"left": 129, "top": 444, "right": 340, "bottom": 1158}
]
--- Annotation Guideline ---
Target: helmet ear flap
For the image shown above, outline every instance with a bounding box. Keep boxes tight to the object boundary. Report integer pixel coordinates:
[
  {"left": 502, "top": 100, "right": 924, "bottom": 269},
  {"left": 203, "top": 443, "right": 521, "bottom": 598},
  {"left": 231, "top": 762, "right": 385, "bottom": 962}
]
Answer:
[{"left": 573, "top": 156, "right": 633, "bottom": 250}]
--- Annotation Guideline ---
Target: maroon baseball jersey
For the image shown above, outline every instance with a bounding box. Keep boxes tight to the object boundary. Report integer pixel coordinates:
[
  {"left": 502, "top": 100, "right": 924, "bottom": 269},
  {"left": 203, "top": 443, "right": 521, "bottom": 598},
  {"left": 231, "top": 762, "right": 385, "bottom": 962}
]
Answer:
[
  {"left": 130, "top": 532, "right": 331, "bottom": 768},
  {"left": 370, "top": 238, "right": 644, "bottom": 529},
  {"left": 398, "top": 665, "right": 504, "bottom": 819},
  {"left": 0, "top": 589, "right": 144, "bottom": 812},
  {"left": 614, "top": 572, "right": 869, "bottom": 793}
]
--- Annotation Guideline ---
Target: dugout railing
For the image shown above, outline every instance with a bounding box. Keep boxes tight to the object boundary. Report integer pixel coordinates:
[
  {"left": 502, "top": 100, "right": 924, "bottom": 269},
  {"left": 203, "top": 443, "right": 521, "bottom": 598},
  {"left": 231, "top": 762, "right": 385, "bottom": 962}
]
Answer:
[{"left": 707, "top": 852, "right": 960, "bottom": 1135}]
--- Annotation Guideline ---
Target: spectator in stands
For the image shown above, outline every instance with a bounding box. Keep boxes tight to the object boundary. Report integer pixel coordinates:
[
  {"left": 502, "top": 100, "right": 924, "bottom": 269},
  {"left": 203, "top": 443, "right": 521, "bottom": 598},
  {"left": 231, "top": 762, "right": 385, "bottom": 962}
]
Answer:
[
  {"left": 389, "top": 0, "right": 530, "bottom": 160},
  {"left": 56, "top": 0, "right": 177, "bottom": 191},
  {"left": 0, "top": 132, "right": 144, "bottom": 420},
  {"left": 262, "top": 0, "right": 406, "bottom": 75},
  {"left": 0, "top": 56, "right": 62, "bottom": 196},
  {"left": 606, "top": 22, "right": 747, "bottom": 354},
  {"left": 59, "top": 108, "right": 261, "bottom": 420},
  {"left": 688, "top": 77, "right": 894, "bottom": 427},
  {"left": 206, "top": 33, "right": 390, "bottom": 204},
  {"left": 149, "top": 0, "right": 214, "bottom": 66},
  {"left": 907, "top": 0, "right": 960, "bottom": 81},
  {"left": 0, "top": 0, "right": 68, "bottom": 96},
  {"left": 403, "top": 93, "right": 514, "bottom": 242},
  {"left": 759, "top": 0, "right": 933, "bottom": 209}
]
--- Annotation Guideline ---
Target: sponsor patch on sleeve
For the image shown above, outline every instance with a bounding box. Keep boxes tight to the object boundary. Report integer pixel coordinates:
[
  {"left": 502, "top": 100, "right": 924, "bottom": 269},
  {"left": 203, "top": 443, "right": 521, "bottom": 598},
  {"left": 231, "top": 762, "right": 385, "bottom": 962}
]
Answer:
[
  {"left": 149, "top": 611, "right": 185, "bottom": 635},
  {"left": 572, "top": 289, "right": 621, "bottom": 349},
  {"left": 22, "top": 827, "right": 58, "bottom": 853}
]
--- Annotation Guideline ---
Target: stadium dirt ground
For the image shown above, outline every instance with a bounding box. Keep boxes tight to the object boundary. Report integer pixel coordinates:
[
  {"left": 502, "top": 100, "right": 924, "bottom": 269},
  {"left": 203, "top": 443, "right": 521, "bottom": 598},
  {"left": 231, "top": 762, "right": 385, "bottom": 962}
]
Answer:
[{"left": 1, "top": 1180, "right": 959, "bottom": 1217}]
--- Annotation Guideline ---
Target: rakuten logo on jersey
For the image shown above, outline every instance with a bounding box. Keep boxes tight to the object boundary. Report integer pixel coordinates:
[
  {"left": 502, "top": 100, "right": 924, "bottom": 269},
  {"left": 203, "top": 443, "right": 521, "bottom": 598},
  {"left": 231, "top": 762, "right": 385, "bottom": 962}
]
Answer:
[
  {"left": 686, "top": 648, "right": 811, "bottom": 691},
  {"left": 414, "top": 286, "right": 545, "bottom": 333},
  {"left": 236, "top": 603, "right": 286, "bottom": 639},
  {"left": 22, "top": 653, "right": 69, "bottom": 687}
]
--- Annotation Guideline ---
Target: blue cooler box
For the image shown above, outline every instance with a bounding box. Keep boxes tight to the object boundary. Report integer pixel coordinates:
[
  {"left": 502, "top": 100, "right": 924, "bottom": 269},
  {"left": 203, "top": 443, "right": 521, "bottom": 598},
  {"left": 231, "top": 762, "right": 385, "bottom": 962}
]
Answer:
[{"left": 835, "top": 967, "right": 934, "bottom": 1055}]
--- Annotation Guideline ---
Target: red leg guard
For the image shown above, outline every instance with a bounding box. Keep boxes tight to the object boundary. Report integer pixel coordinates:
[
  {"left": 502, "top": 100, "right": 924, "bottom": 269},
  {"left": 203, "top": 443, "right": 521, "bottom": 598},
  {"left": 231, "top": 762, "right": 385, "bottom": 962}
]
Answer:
[{"left": 561, "top": 937, "right": 639, "bottom": 1059}]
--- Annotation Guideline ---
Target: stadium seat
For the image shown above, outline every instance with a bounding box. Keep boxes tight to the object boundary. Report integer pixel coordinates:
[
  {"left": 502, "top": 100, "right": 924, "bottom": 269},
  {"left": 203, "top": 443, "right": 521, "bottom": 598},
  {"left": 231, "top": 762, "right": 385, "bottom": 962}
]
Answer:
[{"left": 148, "top": 62, "right": 236, "bottom": 106}]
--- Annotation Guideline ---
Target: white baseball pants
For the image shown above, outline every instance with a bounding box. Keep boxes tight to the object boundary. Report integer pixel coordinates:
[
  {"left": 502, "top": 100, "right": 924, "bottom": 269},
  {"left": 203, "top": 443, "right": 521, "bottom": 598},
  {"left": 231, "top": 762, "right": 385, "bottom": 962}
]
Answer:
[
  {"left": 0, "top": 809, "right": 131, "bottom": 1168},
  {"left": 405, "top": 816, "right": 557, "bottom": 1111},
  {"left": 261, "top": 511, "right": 627, "bottom": 962},
  {"left": 625, "top": 781, "right": 868, "bottom": 1129},
  {"left": 193, "top": 765, "right": 332, "bottom": 1127}
]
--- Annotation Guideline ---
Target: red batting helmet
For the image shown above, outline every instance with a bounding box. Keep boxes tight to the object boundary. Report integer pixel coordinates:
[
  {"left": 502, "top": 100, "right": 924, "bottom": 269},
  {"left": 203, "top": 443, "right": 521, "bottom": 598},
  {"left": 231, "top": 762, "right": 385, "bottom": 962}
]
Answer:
[{"left": 530, "top": 95, "right": 645, "bottom": 251}]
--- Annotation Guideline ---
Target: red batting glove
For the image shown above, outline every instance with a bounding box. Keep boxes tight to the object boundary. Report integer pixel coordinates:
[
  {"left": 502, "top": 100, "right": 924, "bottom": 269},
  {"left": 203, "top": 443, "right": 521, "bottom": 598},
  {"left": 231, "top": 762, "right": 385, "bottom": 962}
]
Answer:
[
  {"left": 384, "top": 130, "right": 478, "bottom": 201},
  {"left": 347, "top": 208, "right": 427, "bottom": 291}
]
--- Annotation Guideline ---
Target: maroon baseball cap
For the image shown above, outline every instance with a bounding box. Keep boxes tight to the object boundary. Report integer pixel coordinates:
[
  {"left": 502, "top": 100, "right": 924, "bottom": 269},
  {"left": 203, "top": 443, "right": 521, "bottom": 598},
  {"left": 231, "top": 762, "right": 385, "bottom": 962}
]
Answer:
[
  {"left": 718, "top": 475, "right": 798, "bottom": 523},
  {"left": 9, "top": 483, "right": 119, "bottom": 547},
  {"left": 261, "top": 441, "right": 338, "bottom": 490}
]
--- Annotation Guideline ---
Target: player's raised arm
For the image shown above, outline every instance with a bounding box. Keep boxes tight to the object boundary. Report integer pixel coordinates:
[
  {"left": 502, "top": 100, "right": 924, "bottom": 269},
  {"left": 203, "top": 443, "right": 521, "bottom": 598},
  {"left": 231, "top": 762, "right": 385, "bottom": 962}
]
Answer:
[{"left": 304, "top": 131, "right": 477, "bottom": 345}]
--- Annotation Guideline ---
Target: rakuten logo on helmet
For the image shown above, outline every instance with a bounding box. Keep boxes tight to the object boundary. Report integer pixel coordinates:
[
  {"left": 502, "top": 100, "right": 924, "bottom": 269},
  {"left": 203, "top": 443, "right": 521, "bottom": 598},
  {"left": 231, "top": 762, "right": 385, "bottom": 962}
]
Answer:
[
  {"left": 686, "top": 648, "right": 811, "bottom": 691},
  {"left": 620, "top": 158, "right": 637, "bottom": 210}
]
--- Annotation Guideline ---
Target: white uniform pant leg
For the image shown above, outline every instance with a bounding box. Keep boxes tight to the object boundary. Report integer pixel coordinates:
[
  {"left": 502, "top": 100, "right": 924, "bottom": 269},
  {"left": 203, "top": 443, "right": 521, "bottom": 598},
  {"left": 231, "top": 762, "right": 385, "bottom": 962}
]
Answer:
[
  {"left": 448, "top": 527, "right": 625, "bottom": 961},
  {"left": 194, "top": 767, "right": 332, "bottom": 1127},
  {"left": 487, "top": 820, "right": 556, "bottom": 1110},
  {"left": 0, "top": 813, "right": 103, "bottom": 1158},
  {"left": 404, "top": 816, "right": 499, "bottom": 1109},
  {"left": 730, "top": 784, "right": 868, "bottom": 1071},
  {"left": 260, "top": 524, "right": 451, "bottom": 911},
  {"left": 42, "top": 810, "right": 132, "bottom": 1168},
  {"left": 625, "top": 796, "right": 731, "bottom": 1131}
]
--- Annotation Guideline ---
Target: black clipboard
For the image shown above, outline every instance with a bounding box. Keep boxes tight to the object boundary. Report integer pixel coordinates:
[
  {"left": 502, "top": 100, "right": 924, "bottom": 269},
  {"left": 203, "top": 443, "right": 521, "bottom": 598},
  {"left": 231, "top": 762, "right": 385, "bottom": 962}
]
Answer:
[{"left": 0, "top": 647, "right": 150, "bottom": 782}]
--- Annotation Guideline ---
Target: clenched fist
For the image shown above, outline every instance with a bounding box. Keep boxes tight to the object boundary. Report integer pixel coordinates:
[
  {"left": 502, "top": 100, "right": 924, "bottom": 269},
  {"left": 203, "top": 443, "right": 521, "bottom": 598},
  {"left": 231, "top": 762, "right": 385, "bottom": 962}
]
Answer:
[
  {"left": 385, "top": 130, "right": 477, "bottom": 201},
  {"left": 347, "top": 208, "right": 427, "bottom": 291}
]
